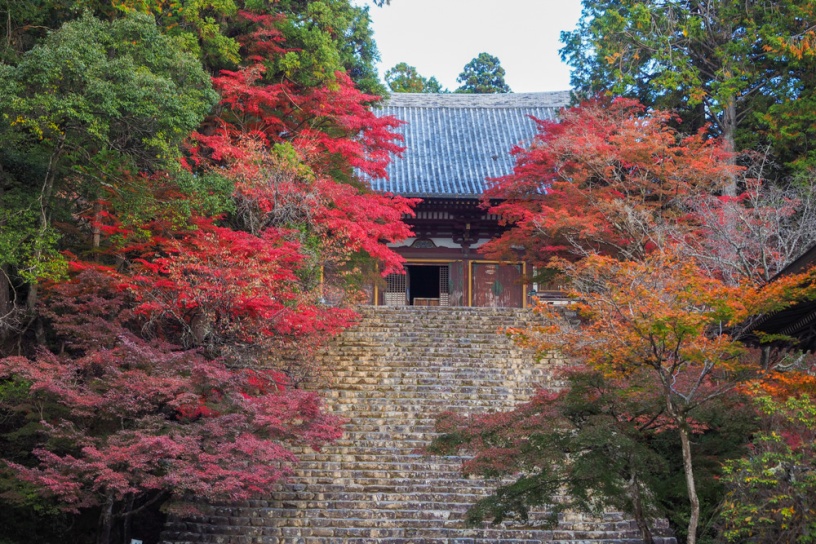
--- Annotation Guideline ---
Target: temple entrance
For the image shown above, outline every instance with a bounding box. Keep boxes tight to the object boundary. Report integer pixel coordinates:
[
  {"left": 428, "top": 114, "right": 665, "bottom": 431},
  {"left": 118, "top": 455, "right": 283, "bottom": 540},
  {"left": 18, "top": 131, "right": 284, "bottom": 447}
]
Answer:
[
  {"left": 383, "top": 264, "right": 452, "bottom": 306},
  {"left": 382, "top": 261, "right": 526, "bottom": 308},
  {"left": 407, "top": 265, "right": 440, "bottom": 306}
]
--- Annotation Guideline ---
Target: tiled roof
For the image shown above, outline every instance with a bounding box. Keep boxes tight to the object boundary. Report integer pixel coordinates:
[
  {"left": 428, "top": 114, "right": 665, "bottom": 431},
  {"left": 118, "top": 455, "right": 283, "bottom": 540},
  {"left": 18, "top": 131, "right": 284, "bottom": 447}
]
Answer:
[{"left": 369, "top": 91, "right": 570, "bottom": 197}]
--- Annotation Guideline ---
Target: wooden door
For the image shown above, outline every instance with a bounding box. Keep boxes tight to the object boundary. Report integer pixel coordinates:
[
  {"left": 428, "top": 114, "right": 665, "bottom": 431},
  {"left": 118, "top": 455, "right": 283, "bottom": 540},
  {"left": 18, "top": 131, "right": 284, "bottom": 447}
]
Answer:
[
  {"left": 471, "top": 263, "right": 523, "bottom": 308},
  {"left": 448, "top": 261, "right": 465, "bottom": 306}
]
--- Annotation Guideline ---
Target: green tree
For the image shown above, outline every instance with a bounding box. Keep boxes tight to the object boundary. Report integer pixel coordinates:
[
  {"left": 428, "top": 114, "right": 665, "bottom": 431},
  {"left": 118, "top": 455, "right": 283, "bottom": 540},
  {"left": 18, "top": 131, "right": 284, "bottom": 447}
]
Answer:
[
  {"left": 273, "top": 0, "right": 385, "bottom": 95},
  {"left": 0, "top": 12, "right": 217, "bottom": 340},
  {"left": 455, "top": 52, "right": 511, "bottom": 94},
  {"left": 720, "top": 394, "right": 816, "bottom": 543},
  {"left": 431, "top": 368, "right": 671, "bottom": 541},
  {"left": 424, "top": 76, "right": 444, "bottom": 93},
  {"left": 0, "top": 0, "right": 386, "bottom": 95},
  {"left": 384, "top": 62, "right": 445, "bottom": 93},
  {"left": 0, "top": 0, "right": 240, "bottom": 68},
  {"left": 432, "top": 367, "right": 756, "bottom": 544},
  {"left": 755, "top": 3, "right": 816, "bottom": 172},
  {"left": 560, "top": 0, "right": 816, "bottom": 174}
]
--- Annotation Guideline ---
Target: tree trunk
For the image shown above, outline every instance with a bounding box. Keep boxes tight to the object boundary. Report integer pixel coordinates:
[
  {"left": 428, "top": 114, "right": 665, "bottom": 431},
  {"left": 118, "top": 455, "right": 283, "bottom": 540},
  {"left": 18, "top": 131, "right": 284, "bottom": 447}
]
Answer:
[
  {"left": 97, "top": 492, "right": 116, "bottom": 544},
  {"left": 721, "top": 97, "right": 738, "bottom": 196},
  {"left": 679, "top": 426, "right": 700, "bottom": 544},
  {"left": 25, "top": 134, "right": 65, "bottom": 345},
  {"left": 93, "top": 201, "right": 102, "bottom": 257},
  {"left": 26, "top": 281, "right": 45, "bottom": 345},
  {"left": 0, "top": 265, "right": 10, "bottom": 335},
  {"left": 629, "top": 471, "right": 655, "bottom": 544},
  {"left": 0, "top": 168, "right": 11, "bottom": 343},
  {"left": 759, "top": 345, "right": 772, "bottom": 371},
  {"left": 122, "top": 494, "right": 134, "bottom": 544}
]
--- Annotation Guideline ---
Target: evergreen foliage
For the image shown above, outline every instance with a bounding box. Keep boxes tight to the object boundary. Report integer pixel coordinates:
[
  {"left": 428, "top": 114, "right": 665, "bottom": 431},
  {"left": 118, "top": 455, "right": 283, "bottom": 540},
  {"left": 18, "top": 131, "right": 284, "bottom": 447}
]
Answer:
[
  {"left": 455, "top": 52, "right": 511, "bottom": 94},
  {"left": 560, "top": 0, "right": 816, "bottom": 175},
  {"left": 385, "top": 62, "right": 446, "bottom": 93}
]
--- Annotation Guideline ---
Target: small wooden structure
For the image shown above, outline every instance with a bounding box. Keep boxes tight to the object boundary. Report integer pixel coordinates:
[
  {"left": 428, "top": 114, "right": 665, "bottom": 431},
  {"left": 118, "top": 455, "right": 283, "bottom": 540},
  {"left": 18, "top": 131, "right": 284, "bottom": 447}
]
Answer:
[
  {"left": 747, "top": 244, "right": 816, "bottom": 352},
  {"left": 368, "top": 92, "right": 570, "bottom": 308}
]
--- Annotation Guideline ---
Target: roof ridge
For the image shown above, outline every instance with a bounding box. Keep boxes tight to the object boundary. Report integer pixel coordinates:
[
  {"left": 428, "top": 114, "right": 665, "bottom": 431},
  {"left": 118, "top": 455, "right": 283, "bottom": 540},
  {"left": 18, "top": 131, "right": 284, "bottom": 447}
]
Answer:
[{"left": 382, "top": 91, "right": 572, "bottom": 109}]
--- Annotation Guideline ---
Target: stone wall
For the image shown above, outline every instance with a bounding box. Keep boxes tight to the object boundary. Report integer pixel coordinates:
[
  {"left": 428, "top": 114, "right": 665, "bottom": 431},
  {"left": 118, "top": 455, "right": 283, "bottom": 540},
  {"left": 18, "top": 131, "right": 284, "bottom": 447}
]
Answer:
[{"left": 161, "top": 306, "right": 675, "bottom": 544}]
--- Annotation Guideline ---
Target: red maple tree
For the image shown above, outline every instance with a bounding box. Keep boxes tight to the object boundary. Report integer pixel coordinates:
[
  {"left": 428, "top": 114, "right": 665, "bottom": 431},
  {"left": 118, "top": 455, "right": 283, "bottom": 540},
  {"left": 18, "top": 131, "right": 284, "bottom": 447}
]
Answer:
[
  {"left": 0, "top": 7, "right": 415, "bottom": 543},
  {"left": 435, "top": 97, "right": 816, "bottom": 544},
  {"left": 482, "top": 97, "right": 736, "bottom": 265},
  {"left": 0, "top": 270, "right": 343, "bottom": 544}
]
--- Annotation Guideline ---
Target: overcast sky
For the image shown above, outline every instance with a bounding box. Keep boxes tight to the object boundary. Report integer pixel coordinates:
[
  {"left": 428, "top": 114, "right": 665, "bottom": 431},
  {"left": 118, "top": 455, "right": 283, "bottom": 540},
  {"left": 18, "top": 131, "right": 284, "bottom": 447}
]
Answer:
[{"left": 355, "top": 0, "right": 584, "bottom": 93}]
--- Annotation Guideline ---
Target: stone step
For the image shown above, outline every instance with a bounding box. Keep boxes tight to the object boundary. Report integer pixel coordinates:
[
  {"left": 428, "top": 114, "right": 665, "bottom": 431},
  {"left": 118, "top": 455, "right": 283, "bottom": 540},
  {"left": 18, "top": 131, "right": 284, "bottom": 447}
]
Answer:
[
  {"left": 294, "top": 452, "right": 466, "bottom": 462},
  {"left": 326, "top": 373, "right": 551, "bottom": 382},
  {"left": 166, "top": 538, "right": 670, "bottom": 544},
  {"left": 265, "top": 489, "right": 506, "bottom": 502},
  {"left": 326, "top": 386, "right": 538, "bottom": 395},
  {"left": 163, "top": 526, "right": 669, "bottom": 544},
  {"left": 166, "top": 513, "right": 646, "bottom": 530},
  {"left": 168, "top": 519, "right": 644, "bottom": 534},
  {"left": 290, "top": 458, "right": 467, "bottom": 470}
]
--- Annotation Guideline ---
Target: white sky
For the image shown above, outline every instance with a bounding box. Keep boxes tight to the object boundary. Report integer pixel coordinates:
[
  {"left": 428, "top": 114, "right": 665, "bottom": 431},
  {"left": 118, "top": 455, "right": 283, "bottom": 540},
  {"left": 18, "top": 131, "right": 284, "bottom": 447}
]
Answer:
[{"left": 355, "top": 0, "right": 584, "bottom": 93}]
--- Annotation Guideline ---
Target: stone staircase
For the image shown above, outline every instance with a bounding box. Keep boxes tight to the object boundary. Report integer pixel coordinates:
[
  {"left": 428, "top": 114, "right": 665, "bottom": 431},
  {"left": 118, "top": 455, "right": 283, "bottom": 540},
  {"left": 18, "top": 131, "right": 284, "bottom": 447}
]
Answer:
[{"left": 162, "top": 306, "right": 675, "bottom": 544}]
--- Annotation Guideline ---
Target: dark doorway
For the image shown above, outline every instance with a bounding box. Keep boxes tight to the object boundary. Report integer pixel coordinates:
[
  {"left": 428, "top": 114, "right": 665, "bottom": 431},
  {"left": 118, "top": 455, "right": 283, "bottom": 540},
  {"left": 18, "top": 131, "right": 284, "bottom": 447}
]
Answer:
[{"left": 407, "top": 265, "right": 440, "bottom": 305}]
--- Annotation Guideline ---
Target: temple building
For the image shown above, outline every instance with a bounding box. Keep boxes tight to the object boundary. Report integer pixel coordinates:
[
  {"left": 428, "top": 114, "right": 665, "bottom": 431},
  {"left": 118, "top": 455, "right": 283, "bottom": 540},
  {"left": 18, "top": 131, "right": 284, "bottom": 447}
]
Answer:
[{"left": 368, "top": 91, "right": 570, "bottom": 308}]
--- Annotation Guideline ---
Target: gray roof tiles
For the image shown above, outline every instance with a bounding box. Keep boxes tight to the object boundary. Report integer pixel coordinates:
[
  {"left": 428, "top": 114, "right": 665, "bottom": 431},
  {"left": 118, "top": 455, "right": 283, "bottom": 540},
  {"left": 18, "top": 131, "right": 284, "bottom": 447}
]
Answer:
[{"left": 369, "top": 91, "right": 570, "bottom": 197}]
